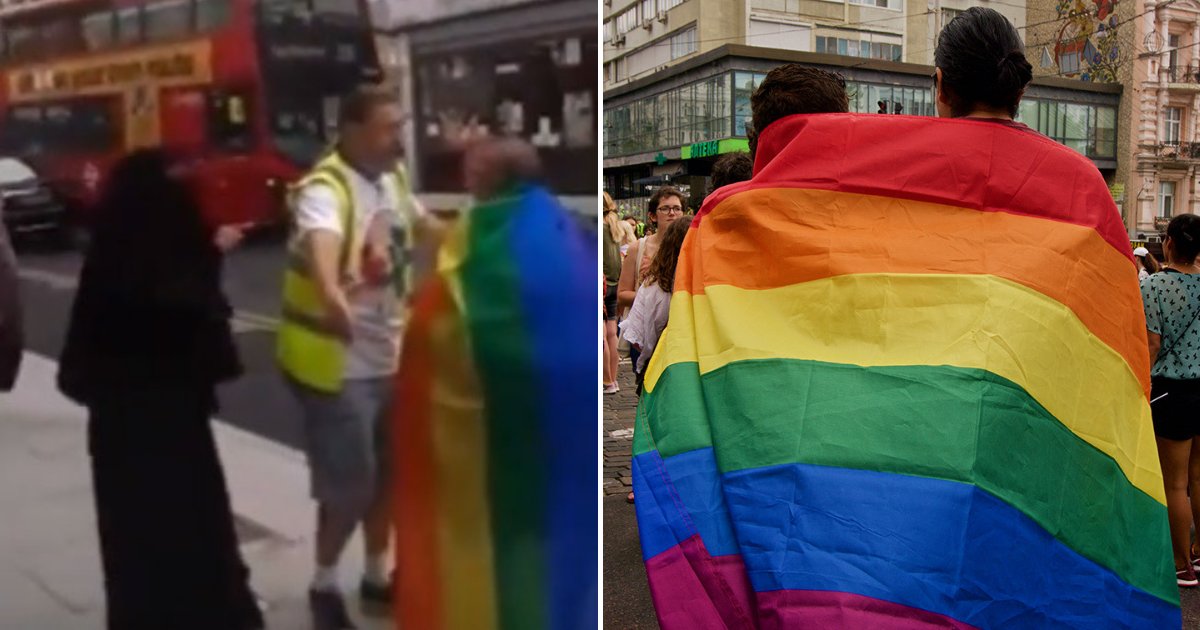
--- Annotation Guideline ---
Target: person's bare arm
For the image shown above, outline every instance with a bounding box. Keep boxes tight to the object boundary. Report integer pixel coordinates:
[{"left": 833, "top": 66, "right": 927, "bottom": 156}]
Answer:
[
  {"left": 1148, "top": 330, "right": 1162, "bottom": 366},
  {"left": 617, "top": 240, "right": 639, "bottom": 310},
  {"left": 307, "top": 230, "right": 353, "bottom": 341}
]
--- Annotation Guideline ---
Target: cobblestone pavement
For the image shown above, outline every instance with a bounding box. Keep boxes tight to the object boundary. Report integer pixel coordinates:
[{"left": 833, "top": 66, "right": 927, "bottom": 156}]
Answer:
[{"left": 603, "top": 357, "right": 638, "bottom": 497}]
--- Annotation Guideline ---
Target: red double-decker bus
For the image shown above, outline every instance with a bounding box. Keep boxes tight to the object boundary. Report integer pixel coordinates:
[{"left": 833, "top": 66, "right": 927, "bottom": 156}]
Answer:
[{"left": 0, "top": 0, "right": 381, "bottom": 227}]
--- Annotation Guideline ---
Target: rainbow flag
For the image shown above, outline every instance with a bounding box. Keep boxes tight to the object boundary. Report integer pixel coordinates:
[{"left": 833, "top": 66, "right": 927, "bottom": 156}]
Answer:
[
  {"left": 393, "top": 183, "right": 596, "bottom": 630},
  {"left": 633, "top": 114, "right": 1180, "bottom": 628}
]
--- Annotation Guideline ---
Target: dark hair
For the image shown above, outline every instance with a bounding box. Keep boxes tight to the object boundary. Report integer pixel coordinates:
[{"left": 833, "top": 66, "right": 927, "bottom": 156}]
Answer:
[
  {"left": 1167, "top": 214, "right": 1200, "bottom": 262},
  {"left": 1138, "top": 251, "right": 1162, "bottom": 274},
  {"left": 646, "top": 186, "right": 685, "bottom": 231},
  {"left": 750, "top": 64, "right": 848, "bottom": 140},
  {"left": 89, "top": 149, "right": 217, "bottom": 292},
  {"left": 934, "top": 7, "right": 1032, "bottom": 118},
  {"left": 339, "top": 84, "right": 398, "bottom": 128},
  {"left": 711, "top": 152, "right": 753, "bottom": 191},
  {"left": 643, "top": 214, "right": 692, "bottom": 293}
]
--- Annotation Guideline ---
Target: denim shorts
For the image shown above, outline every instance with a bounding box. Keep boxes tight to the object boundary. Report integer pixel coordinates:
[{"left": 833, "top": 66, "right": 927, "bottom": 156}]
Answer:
[{"left": 288, "top": 377, "right": 393, "bottom": 507}]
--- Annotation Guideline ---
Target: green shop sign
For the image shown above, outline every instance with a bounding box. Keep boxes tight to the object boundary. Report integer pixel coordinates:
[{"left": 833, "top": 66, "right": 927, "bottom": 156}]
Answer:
[{"left": 680, "top": 138, "right": 750, "bottom": 160}]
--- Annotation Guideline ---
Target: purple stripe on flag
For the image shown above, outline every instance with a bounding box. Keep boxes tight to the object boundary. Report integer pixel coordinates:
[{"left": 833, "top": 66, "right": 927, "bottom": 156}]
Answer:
[
  {"left": 645, "top": 535, "right": 756, "bottom": 628},
  {"left": 758, "top": 590, "right": 980, "bottom": 629}
]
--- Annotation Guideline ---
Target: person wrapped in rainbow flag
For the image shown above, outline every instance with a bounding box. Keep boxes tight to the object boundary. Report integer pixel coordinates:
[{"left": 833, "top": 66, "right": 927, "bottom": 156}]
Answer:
[
  {"left": 633, "top": 9, "right": 1181, "bottom": 628},
  {"left": 392, "top": 138, "right": 596, "bottom": 629}
]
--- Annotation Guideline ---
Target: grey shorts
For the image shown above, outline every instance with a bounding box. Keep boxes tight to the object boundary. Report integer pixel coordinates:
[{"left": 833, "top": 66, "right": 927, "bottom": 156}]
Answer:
[{"left": 288, "top": 377, "right": 393, "bottom": 508}]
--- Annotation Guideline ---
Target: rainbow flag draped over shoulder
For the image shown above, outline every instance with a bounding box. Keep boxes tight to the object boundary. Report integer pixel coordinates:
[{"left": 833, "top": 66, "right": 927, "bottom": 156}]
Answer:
[
  {"left": 633, "top": 113, "right": 1180, "bottom": 628},
  {"left": 393, "top": 183, "right": 596, "bottom": 630}
]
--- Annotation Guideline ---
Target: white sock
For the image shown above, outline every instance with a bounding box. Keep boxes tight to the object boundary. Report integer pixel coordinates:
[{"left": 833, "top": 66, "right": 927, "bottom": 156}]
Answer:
[
  {"left": 311, "top": 564, "right": 340, "bottom": 593},
  {"left": 364, "top": 554, "right": 390, "bottom": 586}
]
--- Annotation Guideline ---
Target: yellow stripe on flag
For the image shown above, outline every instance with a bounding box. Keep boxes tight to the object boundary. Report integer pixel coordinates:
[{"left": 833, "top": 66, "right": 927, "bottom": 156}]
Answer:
[{"left": 646, "top": 274, "right": 1163, "bottom": 504}]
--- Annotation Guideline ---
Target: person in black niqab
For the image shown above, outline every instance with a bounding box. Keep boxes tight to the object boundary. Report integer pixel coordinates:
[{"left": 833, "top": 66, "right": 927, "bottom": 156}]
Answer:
[{"left": 57, "top": 149, "right": 264, "bottom": 629}]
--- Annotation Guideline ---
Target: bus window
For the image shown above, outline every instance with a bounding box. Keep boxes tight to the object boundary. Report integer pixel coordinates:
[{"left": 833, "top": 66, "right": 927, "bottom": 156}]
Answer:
[
  {"left": 209, "top": 91, "right": 253, "bottom": 152},
  {"left": 144, "top": 0, "right": 192, "bottom": 42},
  {"left": 43, "top": 19, "right": 85, "bottom": 57},
  {"left": 197, "top": 0, "right": 233, "bottom": 32},
  {"left": 7, "top": 25, "right": 38, "bottom": 61},
  {"left": 81, "top": 11, "right": 116, "bottom": 51},
  {"left": 116, "top": 6, "right": 142, "bottom": 44},
  {"left": 0, "top": 100, "right": 117, "bottom": 156}
]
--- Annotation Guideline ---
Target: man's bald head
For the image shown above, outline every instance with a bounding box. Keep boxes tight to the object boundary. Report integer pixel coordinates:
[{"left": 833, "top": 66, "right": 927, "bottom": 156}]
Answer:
[{"left": 463, "top": 138, "right": 543, "bottom": 200}]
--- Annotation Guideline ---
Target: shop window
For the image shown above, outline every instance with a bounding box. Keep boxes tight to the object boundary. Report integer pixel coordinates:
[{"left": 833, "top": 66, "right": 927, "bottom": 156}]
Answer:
[{"left": 144, "top": 0, "right": 193, "bottom": 42}]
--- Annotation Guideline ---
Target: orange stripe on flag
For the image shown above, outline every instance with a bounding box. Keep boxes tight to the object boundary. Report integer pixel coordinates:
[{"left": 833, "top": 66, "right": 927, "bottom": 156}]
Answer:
[
  {"left": 680, "top": 187, "right": 1151, "bottom": 394},
  {"left": 394, "top": 277, "right": 446, "bottom": 630}
]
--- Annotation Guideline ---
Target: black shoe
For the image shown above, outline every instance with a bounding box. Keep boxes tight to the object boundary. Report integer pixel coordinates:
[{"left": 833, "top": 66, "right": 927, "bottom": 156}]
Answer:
[
  {"left": 359, "top": 575, "right": 393, "bottom": 614},
  {"left": 309, "top": 589, "right": 357, "bottom": 630}
]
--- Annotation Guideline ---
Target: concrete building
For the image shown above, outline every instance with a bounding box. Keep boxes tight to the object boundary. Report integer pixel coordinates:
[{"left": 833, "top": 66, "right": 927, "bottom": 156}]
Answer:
[
  {"left": 905, "top": 0, "right": 1025, "bottom": 65},
  {"left": 601, "top": 0, "right": 1024, "bottom": 91},
  {"left": 370, "top": 0, "right": 596, "bottom": 213},
  {"left": 603, "top": 44, "right": 1119, "bottom": 216}
]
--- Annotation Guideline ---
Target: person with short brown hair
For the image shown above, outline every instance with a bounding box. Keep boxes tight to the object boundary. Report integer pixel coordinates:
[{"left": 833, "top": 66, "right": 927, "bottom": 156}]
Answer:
[
  {"left": 750, "top": 65, "right": 849, "bottom": 151},
  {"left": 710, "top": 152, "right": 753, "bottom": 194}
]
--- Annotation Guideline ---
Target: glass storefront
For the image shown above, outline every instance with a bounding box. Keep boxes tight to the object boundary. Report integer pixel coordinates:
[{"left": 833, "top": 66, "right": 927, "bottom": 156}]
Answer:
[
  {"left": 846, "top": 81, "right": 936, "bottom": 117},
  {"left": 412, "top": 30, "right": 597, "bottom": 195},
  {"left": 1016, "top": 99, "right": 1117, "bottom": 159},
  {"left": 605, "top": 69, "right": 1118, "bottom": 162},
  {"left": 604, "top": 73, "right": 731, "bottom": 156}
]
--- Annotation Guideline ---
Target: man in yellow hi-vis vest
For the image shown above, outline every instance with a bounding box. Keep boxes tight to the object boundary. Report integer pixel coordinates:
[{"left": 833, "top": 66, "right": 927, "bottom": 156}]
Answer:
[{"left": 277, "top": 85, "right": 432, "bottom": 630}]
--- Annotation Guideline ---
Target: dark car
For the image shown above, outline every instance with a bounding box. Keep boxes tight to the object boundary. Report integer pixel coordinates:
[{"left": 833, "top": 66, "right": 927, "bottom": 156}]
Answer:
[{"left": 0, "top": 157, "right": 69, "bottom": 241}]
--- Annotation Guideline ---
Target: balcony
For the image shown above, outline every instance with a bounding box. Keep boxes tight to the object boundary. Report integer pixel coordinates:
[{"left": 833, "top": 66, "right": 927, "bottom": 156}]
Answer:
[
  {"left": 1166, "top": 66, "right": 1200, "bottom": 89},
  {"left": 1152, "top": 142, "right": 1200, "bottom": 160}
]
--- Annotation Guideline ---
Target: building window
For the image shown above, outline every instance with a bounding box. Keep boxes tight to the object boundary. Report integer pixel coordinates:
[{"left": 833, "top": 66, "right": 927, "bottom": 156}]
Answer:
[
  {"left": 614, "top": 57, "right": 627, "bottom": 81},
  {"left": 616, "top": 8, "right": 638, "bottom": 34},
  {"left": 661, "top": 0, "right": 685, "bottom": 9},
  {"left": 1169, "top": 34, "right": 1181, "bottom": 80},
  {"left": 642, "top": 0, "right": 655, "bottom": 18},
  {"left": 1165, "top": 107, "right": 1183, "bottom": 145},
  {"left": 816, "top": 36, "right": 900, "bottom": 61},
  {"left": 1160, "top": 181, "right": 1177, "bottom": 218},
  {"left": 850, "top": 0, "right": 895, "bottom": 8},
  {"left": 81, "top": 11, "right": 115, "bottom": 51},
  {"left": 670, "top": 27, "right": 696, "bottom": 60},
  {"left": 940, "top": 8, "right": 963, "bottom": 29}
]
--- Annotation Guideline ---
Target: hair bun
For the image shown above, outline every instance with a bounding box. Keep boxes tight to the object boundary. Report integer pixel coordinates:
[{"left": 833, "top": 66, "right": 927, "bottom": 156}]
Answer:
[{"left": 997, "top": 51, "right": 1026, "bottom": 69}]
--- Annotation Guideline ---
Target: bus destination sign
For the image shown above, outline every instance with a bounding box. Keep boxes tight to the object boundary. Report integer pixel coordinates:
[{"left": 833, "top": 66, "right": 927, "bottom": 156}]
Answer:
[{"left": 9, "top": 41, "right": 212, "bottom": 102}]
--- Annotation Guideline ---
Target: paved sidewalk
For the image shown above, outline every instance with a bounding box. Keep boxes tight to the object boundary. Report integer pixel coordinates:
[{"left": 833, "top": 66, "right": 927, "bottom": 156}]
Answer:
[
  {"left": 602, "top": 359, "right": 638, "bottom": 497},
  {"left": 0, "top": 352, "right": 390, "bottom": 629}
]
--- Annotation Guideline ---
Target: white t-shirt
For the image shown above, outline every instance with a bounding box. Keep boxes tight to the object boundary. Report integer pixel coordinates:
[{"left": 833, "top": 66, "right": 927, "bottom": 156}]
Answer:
[
  {"left": 292, "top": 166, "right": 426, "bottom": 379},
  {"left": 619, "top": 281, "right": 672, "bottom": 375}
]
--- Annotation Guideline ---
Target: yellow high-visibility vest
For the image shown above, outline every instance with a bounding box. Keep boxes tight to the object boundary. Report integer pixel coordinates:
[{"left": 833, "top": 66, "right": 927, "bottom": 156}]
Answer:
[{"left": 276, "top": 151, "right": 416, "bottom": 393}]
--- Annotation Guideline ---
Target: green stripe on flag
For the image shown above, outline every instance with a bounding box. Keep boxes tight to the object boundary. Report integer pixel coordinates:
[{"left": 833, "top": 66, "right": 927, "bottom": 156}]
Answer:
[{"left": 637, "top": 359, "right": 1176, "bottom": 604}]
